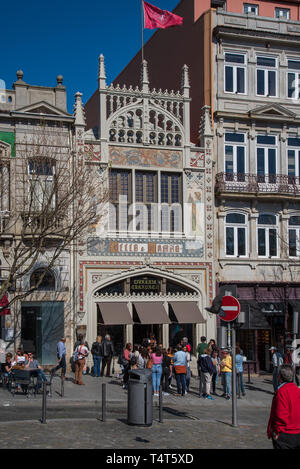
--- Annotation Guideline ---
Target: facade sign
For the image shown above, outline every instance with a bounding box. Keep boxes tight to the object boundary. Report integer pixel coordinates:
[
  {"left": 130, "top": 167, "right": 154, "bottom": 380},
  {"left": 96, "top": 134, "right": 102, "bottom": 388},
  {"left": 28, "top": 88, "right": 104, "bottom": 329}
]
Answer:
[
  {"left": 87, "top": 237, "right": 204, "bottom": 257},
  {"left": 130, "top": 276, "right": 160, "bottom": 293}
]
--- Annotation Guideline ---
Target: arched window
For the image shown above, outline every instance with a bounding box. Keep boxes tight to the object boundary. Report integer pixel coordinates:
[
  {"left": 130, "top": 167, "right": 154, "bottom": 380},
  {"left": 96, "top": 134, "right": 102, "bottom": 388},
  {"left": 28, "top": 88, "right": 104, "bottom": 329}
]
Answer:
[
  {"left": 288, "top": 215, "right": 300, "bottom": 257},
  {"left": 257, "top": 213, "right": 278, "bottom": 257},
  {"left": 225, "top": 212, "right": 247, "bottom": 257},
  {"left": 30, "top": 268, "right": 55, "bottom": 291}
]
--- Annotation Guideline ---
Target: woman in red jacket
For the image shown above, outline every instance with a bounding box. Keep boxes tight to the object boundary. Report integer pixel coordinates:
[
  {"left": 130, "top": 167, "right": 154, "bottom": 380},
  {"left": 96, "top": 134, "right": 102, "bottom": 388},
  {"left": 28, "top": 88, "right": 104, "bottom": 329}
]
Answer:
[{"left": 267, "top": 364, "right": 300, "bottom": 449}]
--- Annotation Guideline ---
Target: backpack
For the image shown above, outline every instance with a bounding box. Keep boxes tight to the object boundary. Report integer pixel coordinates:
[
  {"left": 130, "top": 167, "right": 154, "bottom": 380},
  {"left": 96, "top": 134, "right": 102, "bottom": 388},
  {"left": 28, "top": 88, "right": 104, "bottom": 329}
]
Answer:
[
  {"left": 276, "top": 352, "right": 283, "bottom": 366},
  {"left": 73, "top": 348, "right": 79, "bottom": 362}
]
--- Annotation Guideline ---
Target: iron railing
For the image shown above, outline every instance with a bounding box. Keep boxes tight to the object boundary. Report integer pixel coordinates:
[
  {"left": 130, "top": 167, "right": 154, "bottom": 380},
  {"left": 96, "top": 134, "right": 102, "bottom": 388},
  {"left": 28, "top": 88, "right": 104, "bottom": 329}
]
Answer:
[{"left": 215, "top": 173, "right": 300, "bottom": 195}]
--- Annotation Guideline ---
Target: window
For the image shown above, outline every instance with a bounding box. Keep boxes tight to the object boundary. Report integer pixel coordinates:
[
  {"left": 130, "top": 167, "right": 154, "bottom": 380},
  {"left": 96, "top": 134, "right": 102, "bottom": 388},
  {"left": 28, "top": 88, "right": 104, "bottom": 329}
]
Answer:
[
  {"left": 257, "top": 214, "right": 278, "bottom": 257},
  {"left": 275, "top": 7, "right": 290, "bottom": 19},
  {"left": 256, "top": 56, "right": 277, "bottom": 97},
  {"left": 224, "top": 133, "right": 246, "bottom": 180},
  {"left": 289, "top": 216, "right": 300, "bottom": 257},
  {"left": 287, "top": 60, "right": 300, "bottom": 99},
  {"left": 287, "top": 137, "right": 300, "bottom": 183},
  {"left": 224, "top": 53, "right": 246, "bottom": 94},
  {"left": 160, "top": 172, "right": 182, "bottom": 233},
  {"left": 109, "top": 169, "right": 131, "bottom": 231},
  {"left": 256, "top": 135, "right": 277, "bottom": 183},
  {"left": 135, "top": 171, "right": 157, "bottom": 231},
  {"left": 28, "top": 159, "right": 55, "bottom": 211},
  {"left": 244, "top": 3, "right": 258, "bottom": 14},
  {"left": 225, "top": 213, "right": 247, "bottom": 257},
  {"left": 30, "top": 268, "right": 55, "bottom": 291}
]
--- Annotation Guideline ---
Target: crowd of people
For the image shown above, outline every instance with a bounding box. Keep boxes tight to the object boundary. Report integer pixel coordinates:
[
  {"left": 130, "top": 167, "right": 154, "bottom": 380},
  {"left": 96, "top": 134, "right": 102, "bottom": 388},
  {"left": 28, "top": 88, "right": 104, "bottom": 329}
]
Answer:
[{"left": 115, "top": 335, "right": 248, "bottom": 400}]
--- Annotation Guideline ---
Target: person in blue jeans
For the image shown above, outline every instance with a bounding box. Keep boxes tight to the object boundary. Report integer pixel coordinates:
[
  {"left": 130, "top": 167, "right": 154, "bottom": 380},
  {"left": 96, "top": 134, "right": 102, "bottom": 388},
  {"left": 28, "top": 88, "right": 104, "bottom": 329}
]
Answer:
[
  {"left": 235, "top": 346, "right": 246, "bottom": 396},
  {"left": 173, "top": 346, "right": 187, "bottom": 396},
  {"left": 151, "top": 347, "right": 163, "bottom": 396},
  {"left": 91, "top": 336, "right": 103, "bottom": 377}
]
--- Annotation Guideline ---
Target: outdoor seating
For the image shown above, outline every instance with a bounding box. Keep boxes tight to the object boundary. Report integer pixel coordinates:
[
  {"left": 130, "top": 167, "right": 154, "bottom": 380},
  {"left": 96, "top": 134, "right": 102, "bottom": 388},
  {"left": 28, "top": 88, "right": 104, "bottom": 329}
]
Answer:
[{"left": 10, "top": 368, "right": 39, "bottom": 397}]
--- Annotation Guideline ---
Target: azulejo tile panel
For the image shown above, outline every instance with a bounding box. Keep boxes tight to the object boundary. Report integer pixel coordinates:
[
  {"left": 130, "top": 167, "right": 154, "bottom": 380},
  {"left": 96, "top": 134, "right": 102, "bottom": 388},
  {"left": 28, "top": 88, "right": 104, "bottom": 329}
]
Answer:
[{"left": 109, "top": 146, "right": 182, "bottom": 168}]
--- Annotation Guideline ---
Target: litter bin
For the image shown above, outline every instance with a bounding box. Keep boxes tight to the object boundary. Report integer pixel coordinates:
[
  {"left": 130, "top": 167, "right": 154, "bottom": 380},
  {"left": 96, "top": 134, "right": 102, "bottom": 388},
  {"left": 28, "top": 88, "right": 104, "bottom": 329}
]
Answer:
[{"left": 127, "top": 368, "right": 153, "bottom": 426}]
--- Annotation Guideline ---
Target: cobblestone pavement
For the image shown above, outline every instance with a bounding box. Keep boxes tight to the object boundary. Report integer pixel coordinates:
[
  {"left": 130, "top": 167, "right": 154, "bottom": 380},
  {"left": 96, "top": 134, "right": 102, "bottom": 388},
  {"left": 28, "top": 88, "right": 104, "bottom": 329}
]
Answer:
[{"left": 0, "top": 373, "right": 278, "bottom": 449}]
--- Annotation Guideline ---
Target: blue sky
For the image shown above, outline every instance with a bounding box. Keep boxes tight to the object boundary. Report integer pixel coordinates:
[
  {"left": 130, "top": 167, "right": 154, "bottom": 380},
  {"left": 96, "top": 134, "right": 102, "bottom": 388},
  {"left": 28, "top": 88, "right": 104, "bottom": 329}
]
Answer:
[{"left": 1, "top": 0, "right": 180, "bottom": 113}]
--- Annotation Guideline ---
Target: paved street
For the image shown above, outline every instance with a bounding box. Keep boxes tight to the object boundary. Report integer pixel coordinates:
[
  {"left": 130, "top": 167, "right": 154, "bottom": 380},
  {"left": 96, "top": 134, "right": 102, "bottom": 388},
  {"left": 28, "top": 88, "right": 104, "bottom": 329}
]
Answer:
[{"left": 0, "top": 371, "right": 279, "bottom": 449}]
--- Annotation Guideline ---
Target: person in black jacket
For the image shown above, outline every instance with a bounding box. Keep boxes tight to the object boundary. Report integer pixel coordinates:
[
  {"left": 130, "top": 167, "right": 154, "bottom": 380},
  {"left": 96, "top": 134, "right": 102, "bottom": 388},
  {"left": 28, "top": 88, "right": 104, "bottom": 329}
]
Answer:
[
  {"left": 100, "top": 334, "right": 115, "bottom": 377},
  {"left": 199, "top": 348, "right": 215, "bottom": 400},
  {"left": 91, "top": 336, "right": 103, "bottom": 377}
]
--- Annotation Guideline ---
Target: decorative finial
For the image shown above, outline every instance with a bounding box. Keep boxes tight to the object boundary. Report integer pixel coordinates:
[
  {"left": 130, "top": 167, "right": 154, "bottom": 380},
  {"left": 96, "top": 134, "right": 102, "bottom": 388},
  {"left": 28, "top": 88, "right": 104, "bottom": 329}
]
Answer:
[
  {"left": 181, "top": 64, "right": 190, "bottom": 97},
  {"left": 16, "top": 70, "right": 24, "bottom": 81},
  {"left": 98, "top": 54, "right": 106, "bottom": 90},
  {"left": 74, "top": 92, "right": 86, "bottom": 127},
  {"left": 56, "top": 75, "right": 64, "bottom": 86},
  {"left": 141, "top": 59, "right": 149, "bottom": 93}
]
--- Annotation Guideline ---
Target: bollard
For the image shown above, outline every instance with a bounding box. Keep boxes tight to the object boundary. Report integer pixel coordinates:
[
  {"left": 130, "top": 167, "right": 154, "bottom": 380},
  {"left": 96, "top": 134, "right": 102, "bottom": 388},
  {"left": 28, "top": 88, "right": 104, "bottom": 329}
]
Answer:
[
  {"left": 61, "top": 375, "right": 64, "bottom": 398},
  {"left": 41, "top": 382, "right": 47, "bottom": 424},
  {"left": 159, "top": 385, "right": 163, "bottom": 423},
  {"left": 102, "top": 383, "right": 107, "bottom": 422}
]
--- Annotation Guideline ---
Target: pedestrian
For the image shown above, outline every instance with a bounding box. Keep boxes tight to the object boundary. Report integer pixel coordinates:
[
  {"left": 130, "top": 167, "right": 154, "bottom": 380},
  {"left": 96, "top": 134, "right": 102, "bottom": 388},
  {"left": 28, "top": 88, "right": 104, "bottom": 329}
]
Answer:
[
  {"left": 122, "top": 343, "right": 132, "bottom": 389},
  {"left": 267, "top": 364, "right": 300, "bottom": 449},
  {"left": 100, "top": 334, "right": 115, "bottom": 377},
  {"left": 181, "top": 337, "right": 192, "bottom": 353},
  {"left": 183, "top": 345, "right": 192, "bottom": 392},
  {"left": 161, "top": 348, "right": 172, "bottom": 395},
  {"left": 236, "top": 346, "right": 246, "bottom": 396},
  {"left": 51, "top": 337, "right": 66, "bottom": 378},
  {"left": 220, "top": 348, "right": 232, "bottom": 400},
  {"left": 167, "top": 347, "right": 174, "bottom": 389},
  {"left": 208, "top": 339, "right": 217, "bottom": 353},
  {"left": 270, "top": 346, "right": 283, "bottom": 392},
  {"left": 74, "top": 334, "right": 90, "bottom": 375},
  {"left": 173, "top": 346, "right": 187, "bottom": 396},
  {"left": 211, "top": 349, "right": 220, "bottom": 395},
  {"left": 3, "top": 352, "right": 13, "bottom": 386},
  {"left": 199, "top": 348, "right": 215, "bottom": 400},
  {"left": 197, "top": 336, "right": 209, "bottom": 392},
  {"left": 151, "top": 346, "right": 163, "bottom": 397},
  {"left": 91, "top": 336, "right": 103, "bottom": 378},
  {"left": 74, "top": 340, "right": 89, "bottom": 385}
]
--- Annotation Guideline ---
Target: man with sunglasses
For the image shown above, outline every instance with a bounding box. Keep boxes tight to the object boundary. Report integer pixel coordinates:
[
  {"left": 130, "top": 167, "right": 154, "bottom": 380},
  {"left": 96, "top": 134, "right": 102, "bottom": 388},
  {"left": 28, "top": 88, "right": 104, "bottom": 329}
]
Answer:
[{"left": 25, "top": 352, "right": 49, "bottom": 390}]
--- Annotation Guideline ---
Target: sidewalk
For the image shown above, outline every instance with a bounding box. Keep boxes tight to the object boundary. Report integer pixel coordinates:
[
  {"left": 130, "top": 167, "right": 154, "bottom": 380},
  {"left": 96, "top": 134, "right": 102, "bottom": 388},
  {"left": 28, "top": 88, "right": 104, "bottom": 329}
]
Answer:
[{"left": 0, "top": 371, "right": 277, "bottom": 448}]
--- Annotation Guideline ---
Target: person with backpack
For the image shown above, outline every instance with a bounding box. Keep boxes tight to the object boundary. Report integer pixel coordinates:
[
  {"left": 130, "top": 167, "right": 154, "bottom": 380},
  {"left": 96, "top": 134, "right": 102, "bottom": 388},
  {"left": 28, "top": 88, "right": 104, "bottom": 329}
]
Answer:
[
  {"left": 270, "top": 346, "right": 283, "bottom": 392},
  {"left": 91, "top": 336, "right": 103, "bottom": 378},
  {"left": 100, "top": 334, "right": 115, "bottom": 377}
]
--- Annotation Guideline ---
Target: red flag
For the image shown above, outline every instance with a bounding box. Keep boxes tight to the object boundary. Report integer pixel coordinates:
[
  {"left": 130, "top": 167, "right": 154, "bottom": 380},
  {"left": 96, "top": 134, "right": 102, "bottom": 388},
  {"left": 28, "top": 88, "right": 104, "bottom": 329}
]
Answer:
[
  {"left": 0, "top": 293, "right": 10, "bottom": 315},
  {"left": 143, "top": 1, "right": 183, "bottom": 29}
]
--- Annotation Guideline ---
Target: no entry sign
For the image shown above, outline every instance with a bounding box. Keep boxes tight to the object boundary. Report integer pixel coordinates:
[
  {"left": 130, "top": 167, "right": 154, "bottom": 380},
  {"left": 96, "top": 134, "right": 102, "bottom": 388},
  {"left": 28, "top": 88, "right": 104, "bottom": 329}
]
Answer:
[{"left": 219, "top": 295, "right": 240, "bottom": 322}]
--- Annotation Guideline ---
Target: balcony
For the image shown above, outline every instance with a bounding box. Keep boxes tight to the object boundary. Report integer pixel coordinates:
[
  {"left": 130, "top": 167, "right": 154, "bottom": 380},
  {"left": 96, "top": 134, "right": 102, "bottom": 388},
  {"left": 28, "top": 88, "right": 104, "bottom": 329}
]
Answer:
[{"left": 215, "top": 173, "right": 300, "bottom": 198}]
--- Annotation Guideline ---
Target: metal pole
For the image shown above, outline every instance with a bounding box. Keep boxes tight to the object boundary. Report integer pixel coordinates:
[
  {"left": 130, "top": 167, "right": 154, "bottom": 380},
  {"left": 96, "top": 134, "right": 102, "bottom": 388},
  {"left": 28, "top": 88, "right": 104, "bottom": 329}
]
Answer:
[
  {"left": 41, "top": 382, "right": 47, "bottom": 424},
  {"left": 159, "top": 385, "right": 163, "bottom": 423},
  {"left": 231, "top": 324, "right": 238, "bottom": 427},
  {"left": 102, "top": 383, "right": 107, "bottom": 422},
  {"left": 61, "top": 375, "right": 64, "bottom": 398}
]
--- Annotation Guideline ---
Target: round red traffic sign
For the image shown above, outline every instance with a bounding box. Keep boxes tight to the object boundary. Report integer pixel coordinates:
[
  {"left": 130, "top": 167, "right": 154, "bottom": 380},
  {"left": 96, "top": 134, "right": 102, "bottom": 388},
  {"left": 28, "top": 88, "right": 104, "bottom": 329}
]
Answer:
[{"left": 219, "top": 295, "right": 240, "bottom": 322}]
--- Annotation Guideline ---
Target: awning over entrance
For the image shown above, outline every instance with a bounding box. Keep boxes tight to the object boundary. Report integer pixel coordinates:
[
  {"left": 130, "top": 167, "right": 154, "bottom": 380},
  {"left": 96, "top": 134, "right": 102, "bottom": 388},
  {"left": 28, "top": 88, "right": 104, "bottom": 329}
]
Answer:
[
  {"left": 97, "top": 302, "right": 133, "bottom": 325},
  {"left": 133, "top": 302, "right": 170, "bottom": 324},
  {"left": 169, "top": 301, "right": 205, "bottom": 324}
]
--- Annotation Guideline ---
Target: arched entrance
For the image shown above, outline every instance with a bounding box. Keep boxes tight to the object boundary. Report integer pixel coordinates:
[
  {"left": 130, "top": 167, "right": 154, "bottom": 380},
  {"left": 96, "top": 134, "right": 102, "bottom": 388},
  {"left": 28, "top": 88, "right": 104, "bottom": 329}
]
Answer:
[{"left": 91, "top": 268, "right": 206, "bottom": 354}]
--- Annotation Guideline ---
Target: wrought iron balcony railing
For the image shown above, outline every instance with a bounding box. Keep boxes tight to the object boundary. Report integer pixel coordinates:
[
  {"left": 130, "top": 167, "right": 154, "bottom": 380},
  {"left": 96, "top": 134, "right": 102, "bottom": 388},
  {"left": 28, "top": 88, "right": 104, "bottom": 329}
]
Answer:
[{"left": 215, "top": 173, "right": 300, "bottom": 195}]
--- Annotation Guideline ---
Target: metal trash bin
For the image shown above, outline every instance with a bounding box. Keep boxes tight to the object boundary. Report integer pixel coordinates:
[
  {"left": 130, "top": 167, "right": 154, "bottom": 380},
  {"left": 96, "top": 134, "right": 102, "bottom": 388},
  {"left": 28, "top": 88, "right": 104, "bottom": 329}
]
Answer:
[{"left": 127, "top": 368, "right": 153, "bottom": 426}]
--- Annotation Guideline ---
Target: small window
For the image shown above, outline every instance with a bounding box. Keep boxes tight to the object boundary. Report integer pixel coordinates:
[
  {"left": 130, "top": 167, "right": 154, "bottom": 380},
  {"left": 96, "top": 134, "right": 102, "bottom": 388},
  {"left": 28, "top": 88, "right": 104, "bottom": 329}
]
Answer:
[
  {"left": 225, "top": 213, "right": 247, "bottom": 257},
  {"left": 244, "top": 3, "right": 258, "bottom": 14},
  {"left": 257, "top": 214, "right": 278, "bottom": 257},
  {"left": 30, "top": 268, "right": 55, "bottom": 291},
  {"left": 289, "top": 216, "right": 300, "bottom": 257},
  {"left": 287, "top": 61, "right": 300, "bottom": 99},
  {"left": 275, "top": 7, "right": 290, "bottom": 19},
  {"left": 224, "top": 53, "right": 246, "bottom": 94},
  {"left": 256, "top": 56, "right": 277, "bottom": 97}
]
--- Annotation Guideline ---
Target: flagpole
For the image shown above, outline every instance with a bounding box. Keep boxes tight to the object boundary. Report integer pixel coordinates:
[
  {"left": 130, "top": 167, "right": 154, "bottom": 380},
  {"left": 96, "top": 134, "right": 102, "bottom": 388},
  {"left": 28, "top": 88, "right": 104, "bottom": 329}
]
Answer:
[{"left": 141, "top": 0, "right": 144, "bottom": 64}]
